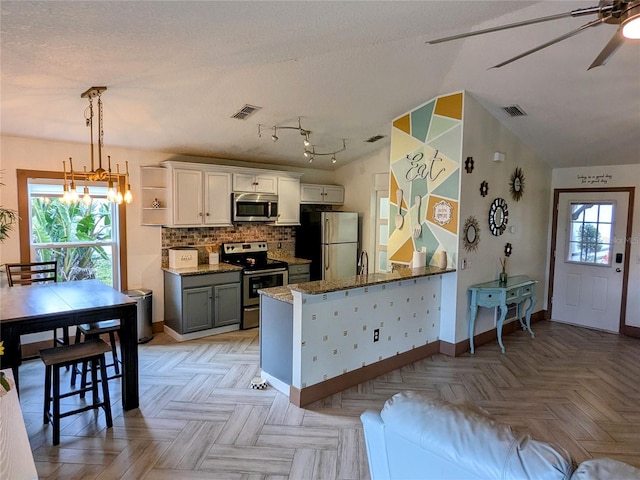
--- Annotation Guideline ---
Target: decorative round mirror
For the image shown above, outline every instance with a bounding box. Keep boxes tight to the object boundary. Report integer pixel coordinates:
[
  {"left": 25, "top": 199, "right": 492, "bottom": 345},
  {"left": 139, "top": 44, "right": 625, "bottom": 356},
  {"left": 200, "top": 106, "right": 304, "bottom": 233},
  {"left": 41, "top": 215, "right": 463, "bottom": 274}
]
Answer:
[
  {"left": 462, "top": 216, "right": 480, "bottom": 252},
  {"left": 489, "top": 197, "right": 508, "bottom": 236},
  {"left": 509, "top": 167, "right": 525, "bottom": 201}
]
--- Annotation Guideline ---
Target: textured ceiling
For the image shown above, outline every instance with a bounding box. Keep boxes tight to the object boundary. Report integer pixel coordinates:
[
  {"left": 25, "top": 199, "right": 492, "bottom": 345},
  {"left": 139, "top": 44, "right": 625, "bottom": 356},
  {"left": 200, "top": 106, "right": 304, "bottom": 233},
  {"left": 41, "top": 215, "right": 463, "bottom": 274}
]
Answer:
[{"left": 1, "top": 1, "right": 638, "bottom": 171}]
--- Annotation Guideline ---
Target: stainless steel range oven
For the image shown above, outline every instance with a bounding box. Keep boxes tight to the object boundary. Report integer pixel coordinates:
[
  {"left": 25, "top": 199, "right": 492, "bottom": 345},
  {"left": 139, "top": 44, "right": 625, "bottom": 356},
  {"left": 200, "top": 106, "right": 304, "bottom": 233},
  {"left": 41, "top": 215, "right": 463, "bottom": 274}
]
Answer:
[{"left": 221, "top": 241, "right": 288, "bottom": 329}]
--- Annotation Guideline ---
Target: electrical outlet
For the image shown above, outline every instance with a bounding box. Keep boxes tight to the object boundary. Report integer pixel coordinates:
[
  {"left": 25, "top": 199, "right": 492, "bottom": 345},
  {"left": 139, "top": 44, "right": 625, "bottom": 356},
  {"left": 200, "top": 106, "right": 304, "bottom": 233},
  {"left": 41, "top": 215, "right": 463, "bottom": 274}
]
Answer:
[{"left": 373, "top": 328, "right": 380, "bottom": 342}]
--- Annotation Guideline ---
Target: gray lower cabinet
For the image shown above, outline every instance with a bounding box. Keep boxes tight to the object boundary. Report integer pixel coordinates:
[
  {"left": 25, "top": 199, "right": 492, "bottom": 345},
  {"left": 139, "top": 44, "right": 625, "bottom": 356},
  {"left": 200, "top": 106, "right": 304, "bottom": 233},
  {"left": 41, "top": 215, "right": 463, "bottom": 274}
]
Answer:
[
  {"left": 288, "top": 263, "right": 310, "bottom": 284},
  {"left": 213, "top": 283, "right": 242, "bottom": 327},
  {"left": 165, "top": 270, "right": 241, "bottom": 334}
]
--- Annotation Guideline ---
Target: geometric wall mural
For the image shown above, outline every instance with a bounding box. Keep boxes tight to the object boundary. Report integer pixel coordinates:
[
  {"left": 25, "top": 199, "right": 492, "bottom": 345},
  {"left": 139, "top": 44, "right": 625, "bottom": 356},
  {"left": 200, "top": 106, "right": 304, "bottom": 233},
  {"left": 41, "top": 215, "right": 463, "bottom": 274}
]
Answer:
[{"left": 388, "top": 91, "right": 463, "bottom": 268}]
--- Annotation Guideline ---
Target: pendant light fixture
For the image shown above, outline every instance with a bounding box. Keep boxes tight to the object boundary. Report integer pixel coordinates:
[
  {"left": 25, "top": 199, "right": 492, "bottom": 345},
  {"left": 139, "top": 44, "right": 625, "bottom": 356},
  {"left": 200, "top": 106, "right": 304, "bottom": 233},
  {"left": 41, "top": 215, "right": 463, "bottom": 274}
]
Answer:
[{"left": 61, "top": 86, "right": 132, "bottom": 205}]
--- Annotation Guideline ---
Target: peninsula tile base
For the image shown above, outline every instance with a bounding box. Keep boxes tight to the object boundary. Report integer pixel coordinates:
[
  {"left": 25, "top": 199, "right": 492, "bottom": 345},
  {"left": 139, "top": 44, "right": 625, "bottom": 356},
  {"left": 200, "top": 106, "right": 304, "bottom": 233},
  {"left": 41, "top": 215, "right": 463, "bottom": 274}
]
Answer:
[{"left": 289, "top": 341, "right": 440, "bottom": 407}]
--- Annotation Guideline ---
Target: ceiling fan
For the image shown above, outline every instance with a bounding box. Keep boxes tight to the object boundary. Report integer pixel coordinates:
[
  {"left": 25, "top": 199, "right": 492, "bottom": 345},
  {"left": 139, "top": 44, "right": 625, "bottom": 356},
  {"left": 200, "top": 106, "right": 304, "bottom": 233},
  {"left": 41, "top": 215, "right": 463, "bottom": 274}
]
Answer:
[{"left": 427, "top": 1, "right": 640, "bottom": 70}]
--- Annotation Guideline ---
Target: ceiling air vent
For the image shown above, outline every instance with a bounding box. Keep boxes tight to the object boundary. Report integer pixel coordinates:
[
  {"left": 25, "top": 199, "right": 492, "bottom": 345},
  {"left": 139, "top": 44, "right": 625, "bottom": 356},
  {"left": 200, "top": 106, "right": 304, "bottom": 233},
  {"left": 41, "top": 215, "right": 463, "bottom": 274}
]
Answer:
[
  {"left": 365, "top": 134, "right": 386, "bottom": 143},
  {"left": 501, "top": 105, "right": 527, "bottom": 117},
  {"left": 231, "top": 104, "right": 262, "bottom": 120}
]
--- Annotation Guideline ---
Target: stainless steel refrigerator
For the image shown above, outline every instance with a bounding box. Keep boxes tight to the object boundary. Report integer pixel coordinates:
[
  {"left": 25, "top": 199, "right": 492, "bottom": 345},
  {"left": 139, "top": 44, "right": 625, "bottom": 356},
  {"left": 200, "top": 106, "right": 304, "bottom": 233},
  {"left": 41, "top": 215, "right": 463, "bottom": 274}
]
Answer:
[{"left": 296, "top": 211, "right": 358, "bottom": 281}]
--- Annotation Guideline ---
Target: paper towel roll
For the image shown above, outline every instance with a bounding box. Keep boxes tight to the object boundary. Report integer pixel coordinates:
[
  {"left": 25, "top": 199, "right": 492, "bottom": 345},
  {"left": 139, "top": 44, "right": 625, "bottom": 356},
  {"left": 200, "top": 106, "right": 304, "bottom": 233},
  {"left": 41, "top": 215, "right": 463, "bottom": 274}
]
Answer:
[{"left": 412, "top": 250, "right": 426, "bottom": 268}]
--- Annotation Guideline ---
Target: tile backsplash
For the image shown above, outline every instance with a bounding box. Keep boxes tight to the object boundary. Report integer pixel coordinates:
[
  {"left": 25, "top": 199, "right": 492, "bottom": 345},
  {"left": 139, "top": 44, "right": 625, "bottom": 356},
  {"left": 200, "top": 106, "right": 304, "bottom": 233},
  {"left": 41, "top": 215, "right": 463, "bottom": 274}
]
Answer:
[{"left": 161, "top": 225, "right": 296, "bottom": 266}]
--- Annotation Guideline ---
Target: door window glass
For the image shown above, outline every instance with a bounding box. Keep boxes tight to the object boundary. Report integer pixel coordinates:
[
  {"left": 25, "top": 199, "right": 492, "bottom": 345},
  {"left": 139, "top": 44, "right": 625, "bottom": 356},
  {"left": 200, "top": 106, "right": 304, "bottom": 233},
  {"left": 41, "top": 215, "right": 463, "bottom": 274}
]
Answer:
[{"left": 566, "top": 202, "right": 614, "bottom": 265}]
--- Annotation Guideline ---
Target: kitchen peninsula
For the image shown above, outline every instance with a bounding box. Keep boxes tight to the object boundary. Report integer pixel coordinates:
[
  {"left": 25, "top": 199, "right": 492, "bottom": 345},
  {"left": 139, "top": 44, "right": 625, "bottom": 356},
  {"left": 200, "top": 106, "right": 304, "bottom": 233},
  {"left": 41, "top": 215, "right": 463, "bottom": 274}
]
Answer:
[{"left": 259, "top": 265, "right": 455, "bottom": 406}]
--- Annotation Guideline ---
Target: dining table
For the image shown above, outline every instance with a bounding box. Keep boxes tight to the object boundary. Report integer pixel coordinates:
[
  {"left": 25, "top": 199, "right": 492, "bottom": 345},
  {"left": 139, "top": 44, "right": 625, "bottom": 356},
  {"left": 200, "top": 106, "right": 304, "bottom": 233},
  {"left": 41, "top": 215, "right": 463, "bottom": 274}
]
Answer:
[{"left": 0, "top": 279, "right": 139, "bottom": 410}]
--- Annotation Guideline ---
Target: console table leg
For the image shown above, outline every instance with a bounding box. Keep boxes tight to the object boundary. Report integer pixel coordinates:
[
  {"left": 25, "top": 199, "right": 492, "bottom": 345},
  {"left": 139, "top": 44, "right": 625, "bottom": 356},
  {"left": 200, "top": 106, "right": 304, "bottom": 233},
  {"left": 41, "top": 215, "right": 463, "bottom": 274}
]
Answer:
[
  {"left": 497, "top": 304, "right": 508, "bottom": 354},
  {"left": 516, "top": 301, "right": 526, "bottom": 330},
  {"left": 469, "top": 305, "right": 478, "bottom": 354},
  {"left": 525, "top": 295, "right": 536, "bottom": 338}
]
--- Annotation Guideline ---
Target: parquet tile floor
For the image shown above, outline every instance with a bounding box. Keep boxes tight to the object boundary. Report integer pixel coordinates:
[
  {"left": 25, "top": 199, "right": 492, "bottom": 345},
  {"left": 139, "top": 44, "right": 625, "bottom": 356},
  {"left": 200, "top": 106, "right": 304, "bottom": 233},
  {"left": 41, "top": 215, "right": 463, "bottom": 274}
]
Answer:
[{"left": 15, "top": 320, "right": 640, "bottom": 479}]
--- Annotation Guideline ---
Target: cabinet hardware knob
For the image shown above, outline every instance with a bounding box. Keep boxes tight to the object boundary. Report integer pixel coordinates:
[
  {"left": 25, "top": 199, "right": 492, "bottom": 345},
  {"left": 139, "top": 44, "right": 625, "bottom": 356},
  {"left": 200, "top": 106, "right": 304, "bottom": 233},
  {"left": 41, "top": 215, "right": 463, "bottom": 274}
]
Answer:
[{"left": 206, "top": 212, "right": 210, "bottom": 216}]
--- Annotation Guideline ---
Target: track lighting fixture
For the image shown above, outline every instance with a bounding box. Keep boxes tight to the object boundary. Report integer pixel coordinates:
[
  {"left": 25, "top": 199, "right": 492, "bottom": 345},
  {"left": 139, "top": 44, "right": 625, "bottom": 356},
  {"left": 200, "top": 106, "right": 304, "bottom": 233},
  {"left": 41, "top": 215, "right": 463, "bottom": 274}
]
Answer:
[
  {"left": 303, "top": 139, "right": 346, "bottom": 164},
  {"left": 258, "top": 117, "right": 347, "bottom": 163},
  {"left": 258, "top": 118, "right": 309, "bottom": 144}
]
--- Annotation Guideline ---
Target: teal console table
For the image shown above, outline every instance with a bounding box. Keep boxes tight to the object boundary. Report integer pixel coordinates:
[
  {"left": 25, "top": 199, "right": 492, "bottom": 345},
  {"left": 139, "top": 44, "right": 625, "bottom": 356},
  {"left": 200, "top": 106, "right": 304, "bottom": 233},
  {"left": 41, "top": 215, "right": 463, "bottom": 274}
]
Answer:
[{"left": 468, "top": 275, "right": 537, "bottom": 354}]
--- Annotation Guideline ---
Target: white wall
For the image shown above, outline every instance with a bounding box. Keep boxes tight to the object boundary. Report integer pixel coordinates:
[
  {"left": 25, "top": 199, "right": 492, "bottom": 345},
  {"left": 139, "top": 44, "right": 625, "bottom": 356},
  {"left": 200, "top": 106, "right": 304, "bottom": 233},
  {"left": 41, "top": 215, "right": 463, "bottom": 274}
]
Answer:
[
  {"left": 335, "top": 146, "right": 391, "bottom": 260},
  {"left": 551, "top": 165, "right": 640, "bottom": 328},
  {"left": 0, "top": 134, "right": 333, "bottom": 325},
  {"left": 453, "top": 94, "right": 553, "bottom": 344}
]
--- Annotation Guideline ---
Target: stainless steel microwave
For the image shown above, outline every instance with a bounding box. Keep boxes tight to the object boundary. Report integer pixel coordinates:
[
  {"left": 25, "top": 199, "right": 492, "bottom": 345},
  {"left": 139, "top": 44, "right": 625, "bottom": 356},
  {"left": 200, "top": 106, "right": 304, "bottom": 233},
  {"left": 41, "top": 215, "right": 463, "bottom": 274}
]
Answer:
[{"left": 232, "top": 192, "right": 278, "bottom": 222}]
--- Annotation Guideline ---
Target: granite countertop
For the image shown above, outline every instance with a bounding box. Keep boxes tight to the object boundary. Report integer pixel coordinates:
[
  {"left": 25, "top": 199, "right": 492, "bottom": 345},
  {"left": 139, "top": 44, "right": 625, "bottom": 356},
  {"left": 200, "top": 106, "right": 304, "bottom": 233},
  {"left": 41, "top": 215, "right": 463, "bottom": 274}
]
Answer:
[
  {"left": 162, "top": 263, "right": 243, "bottom": 275},
  {"left": 268, "top": 255, "right": 311, "bottom": 265},
  {"left": 162, "top": 255, "right": 309, "bottom": 276},
  {"left": 259, "top": 265, "right": 456, "bottom": 304},
  {"left": 259, "top": 285, "right": 294, "bottom": 303}
]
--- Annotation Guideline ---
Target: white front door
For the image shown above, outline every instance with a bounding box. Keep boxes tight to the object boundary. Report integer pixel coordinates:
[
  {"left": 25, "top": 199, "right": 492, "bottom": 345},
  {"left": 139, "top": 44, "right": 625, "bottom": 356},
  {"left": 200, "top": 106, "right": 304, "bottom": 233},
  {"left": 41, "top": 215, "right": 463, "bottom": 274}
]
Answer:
[{"left": 552, "top": 191, "right": 629, "bottom": 332}]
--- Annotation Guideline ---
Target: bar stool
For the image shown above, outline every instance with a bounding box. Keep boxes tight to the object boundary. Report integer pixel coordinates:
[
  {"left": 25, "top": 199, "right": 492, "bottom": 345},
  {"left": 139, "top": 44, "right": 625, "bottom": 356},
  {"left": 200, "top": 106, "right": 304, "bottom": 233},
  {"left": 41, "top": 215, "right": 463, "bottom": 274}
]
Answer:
[
  {"left": 71, "top": 320, "right": 122, "bottom": 388},
  {"left": 40, "top": 339, "right": 113, "bottom": 446}
]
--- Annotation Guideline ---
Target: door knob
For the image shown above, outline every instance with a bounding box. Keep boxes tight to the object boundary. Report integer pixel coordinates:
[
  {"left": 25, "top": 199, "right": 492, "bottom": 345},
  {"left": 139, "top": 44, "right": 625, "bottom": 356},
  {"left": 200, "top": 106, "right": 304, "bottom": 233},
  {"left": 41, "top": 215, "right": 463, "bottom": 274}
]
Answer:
[{"left": 616, "top": 268, "right": 622, "bottom": 273}]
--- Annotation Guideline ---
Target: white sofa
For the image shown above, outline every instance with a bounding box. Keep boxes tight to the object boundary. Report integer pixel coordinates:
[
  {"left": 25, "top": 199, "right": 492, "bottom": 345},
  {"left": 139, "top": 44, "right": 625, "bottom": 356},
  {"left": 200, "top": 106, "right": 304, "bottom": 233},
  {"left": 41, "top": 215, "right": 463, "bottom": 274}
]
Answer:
[
  {"left": 0, "top": 369, "right": 38, "bottom": 480},
  {"left": 361, "top": 391, "right": 640, "bottom": 480}
]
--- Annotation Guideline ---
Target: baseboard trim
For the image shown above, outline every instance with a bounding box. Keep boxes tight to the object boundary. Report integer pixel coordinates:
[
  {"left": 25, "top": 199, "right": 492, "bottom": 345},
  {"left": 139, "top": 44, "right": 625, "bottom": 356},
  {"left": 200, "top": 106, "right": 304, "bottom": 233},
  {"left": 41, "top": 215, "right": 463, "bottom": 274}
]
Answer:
[
  {"left": 623, "top": 324, "right": 640, "bottom": 338},
  {"left": 290, "top": 341, "right": 441, "bottom": 407},
  {"left": 440, "top": 310, "right": 547, "bottom": 357},
  {"left": 21, "top": 339, "right": 56, "bottom": 359},
  {"left": 163, "top": 324, "right": 239, "bottom": 342},
  {"left": 456, "top": 310, "right": 547, "bottom": 357},
  {"left": 152, "top": 322, "right": 164, "bottom": 334}
]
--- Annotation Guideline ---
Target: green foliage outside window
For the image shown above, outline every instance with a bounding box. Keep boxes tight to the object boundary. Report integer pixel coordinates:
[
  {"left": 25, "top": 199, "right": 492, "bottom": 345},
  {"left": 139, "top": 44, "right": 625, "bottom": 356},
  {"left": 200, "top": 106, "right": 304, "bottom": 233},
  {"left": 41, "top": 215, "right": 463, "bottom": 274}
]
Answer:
[
  {"left": 30, "top": 197, "right": 113, "bottom": 285},
  {"left": 576, "top": 223, "right": 602, "bottom": 262}
]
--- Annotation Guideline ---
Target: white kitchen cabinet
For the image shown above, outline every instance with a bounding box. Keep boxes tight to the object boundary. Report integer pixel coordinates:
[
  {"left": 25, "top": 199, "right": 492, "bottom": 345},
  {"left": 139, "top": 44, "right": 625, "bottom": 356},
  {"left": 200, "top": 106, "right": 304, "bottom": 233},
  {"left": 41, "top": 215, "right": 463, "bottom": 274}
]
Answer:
[
  {"left": 204, "top": 172, "right": 232, "bottom": 225},
  {"left": 233, "top": 173, "right": 277, "bottom": 194},
  {"left": 162, "top": 161, "right": 301, "bottom": 226},
  {"left": 172, "top": 168, "right": 231, "bottom": 226},
  {"left": 140, "top": 166, "right": 168, "bottom": 226},
  {"left": 275, "top": 176, "right": 300, "bottom": 225},
  {"left": 300, "top": 183, "right": 344, "bottom": 205}
]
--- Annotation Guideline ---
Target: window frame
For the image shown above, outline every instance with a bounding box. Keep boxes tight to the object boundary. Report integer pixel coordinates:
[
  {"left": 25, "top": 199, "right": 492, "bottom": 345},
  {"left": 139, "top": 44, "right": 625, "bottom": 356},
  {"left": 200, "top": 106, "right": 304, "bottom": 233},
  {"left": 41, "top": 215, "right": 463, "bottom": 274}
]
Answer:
[
  {"left": 17, "top": 169, "right": 128, "bottom": 290},
  {"left": 374, "top": 189, "right": 389, "bottom": 273},
  {"left": 565, "top": 200, "right": 615, "bottom": 267}
]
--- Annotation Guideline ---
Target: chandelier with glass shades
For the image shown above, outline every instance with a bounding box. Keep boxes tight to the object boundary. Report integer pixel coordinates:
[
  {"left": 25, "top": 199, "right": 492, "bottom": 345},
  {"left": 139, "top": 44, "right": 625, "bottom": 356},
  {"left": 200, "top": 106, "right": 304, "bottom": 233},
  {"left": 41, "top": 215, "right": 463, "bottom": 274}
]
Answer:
[
  {"left": 258, "top": 117, "right": 347, "bottom": 164},
  {"left": 61, "top": 86, "right": 132, "bottom": 205}
]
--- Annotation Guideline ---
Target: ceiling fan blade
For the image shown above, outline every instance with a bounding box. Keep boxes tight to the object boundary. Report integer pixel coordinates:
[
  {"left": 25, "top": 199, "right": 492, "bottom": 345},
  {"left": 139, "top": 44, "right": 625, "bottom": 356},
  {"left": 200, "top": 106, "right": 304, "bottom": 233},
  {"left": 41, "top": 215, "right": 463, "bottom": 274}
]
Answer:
[
  {"left": 588, "top": 30, "right": 625, "bottom": 70},
  {"left": 490, "top": 17, "right": 605, "bottom": 69},
  {"left": 426, "top": 4, "right": 609, "bottom": 45}
]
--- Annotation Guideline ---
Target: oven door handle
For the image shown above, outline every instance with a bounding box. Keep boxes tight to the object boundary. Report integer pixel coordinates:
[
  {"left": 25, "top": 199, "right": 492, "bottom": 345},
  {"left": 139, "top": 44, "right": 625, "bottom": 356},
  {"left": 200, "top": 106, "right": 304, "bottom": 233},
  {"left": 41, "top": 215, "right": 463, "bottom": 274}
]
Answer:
[{"left": 244, "top": 268, "right": 287, "bottom": 275}]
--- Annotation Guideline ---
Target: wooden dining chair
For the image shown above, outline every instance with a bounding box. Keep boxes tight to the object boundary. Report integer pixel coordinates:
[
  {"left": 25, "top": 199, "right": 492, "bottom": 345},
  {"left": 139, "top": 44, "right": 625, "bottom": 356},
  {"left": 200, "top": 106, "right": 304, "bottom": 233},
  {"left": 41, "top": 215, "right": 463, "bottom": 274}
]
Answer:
[{"left": 4, "top": 261, "right": 70, "bottom": 348}]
